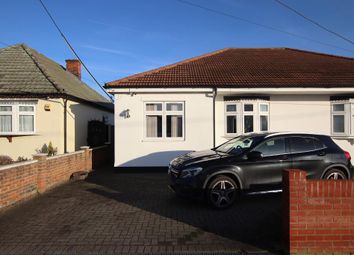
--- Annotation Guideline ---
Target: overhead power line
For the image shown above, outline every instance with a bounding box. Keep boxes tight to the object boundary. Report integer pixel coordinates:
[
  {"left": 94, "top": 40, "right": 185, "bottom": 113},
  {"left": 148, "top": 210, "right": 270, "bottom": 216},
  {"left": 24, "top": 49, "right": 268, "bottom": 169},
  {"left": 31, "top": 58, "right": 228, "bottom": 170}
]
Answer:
[
  {"left": 38, "top": 0, "right": 114, "bottom": 102},
  {"left": 175, "top": 0, "right": 354, "bottom": 54},
  {"left": 273, "top": 0, "right": 354, "bottom": 45}
]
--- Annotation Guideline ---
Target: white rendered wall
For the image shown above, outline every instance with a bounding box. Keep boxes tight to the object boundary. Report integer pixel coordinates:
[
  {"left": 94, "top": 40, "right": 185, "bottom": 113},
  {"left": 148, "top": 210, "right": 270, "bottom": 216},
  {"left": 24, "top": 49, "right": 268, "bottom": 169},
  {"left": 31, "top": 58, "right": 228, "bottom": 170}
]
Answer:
[
  {"left": 216, "top": 94, "right": 354, "bottom": 162},
  {"left": 114, "top": 93, "right": 214, "bottom": 167}
]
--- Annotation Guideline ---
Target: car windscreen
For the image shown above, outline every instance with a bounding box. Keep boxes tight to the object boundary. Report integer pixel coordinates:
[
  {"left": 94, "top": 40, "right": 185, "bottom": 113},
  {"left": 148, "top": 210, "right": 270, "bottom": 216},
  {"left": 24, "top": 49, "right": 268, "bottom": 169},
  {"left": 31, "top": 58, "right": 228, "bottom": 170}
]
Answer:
[{"left": 214, "top": 136, "right": 260, "bottom": 155}]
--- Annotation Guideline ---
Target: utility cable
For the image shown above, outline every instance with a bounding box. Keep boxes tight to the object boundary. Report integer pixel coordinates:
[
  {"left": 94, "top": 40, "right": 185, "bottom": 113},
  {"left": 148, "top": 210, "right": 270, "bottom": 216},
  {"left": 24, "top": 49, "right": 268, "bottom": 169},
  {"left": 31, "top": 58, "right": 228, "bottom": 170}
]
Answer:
[
  {"left": 175, "top": 0, "right": 354, "bottom": 54},
  {"left": 273, "top": 0, "right": 354, "bottom": 45},
  {"left": 38, "top": 0, "right": 114, "bottom": 102}
]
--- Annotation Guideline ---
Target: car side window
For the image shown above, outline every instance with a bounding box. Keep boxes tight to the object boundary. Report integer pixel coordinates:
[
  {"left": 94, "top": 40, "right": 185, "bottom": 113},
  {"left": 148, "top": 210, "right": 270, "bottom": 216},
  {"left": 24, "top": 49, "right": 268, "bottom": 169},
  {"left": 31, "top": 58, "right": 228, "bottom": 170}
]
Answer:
[
  {"left": 290, "top": 137, "right": 322, "bottom": 153},
  {"left": 254, "top": 137, "right": 286, "bottom": 157},
  {"left": 313, "top": 138, "right": 326, "bottom": 150}
]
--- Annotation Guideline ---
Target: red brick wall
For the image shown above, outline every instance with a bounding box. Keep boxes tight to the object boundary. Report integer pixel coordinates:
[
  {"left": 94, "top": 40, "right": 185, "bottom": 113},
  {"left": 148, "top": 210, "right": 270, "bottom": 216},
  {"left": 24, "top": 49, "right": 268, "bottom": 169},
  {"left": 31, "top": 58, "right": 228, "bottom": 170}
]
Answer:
[
  {"left": 0, "top": 161, "right": 38, "bottom": 210},
  {"left": 283, "top": 169, "right": 354, "bottom": 254},
  {"left": 0, "top": 147, "right": 96, "bottom": 210}
]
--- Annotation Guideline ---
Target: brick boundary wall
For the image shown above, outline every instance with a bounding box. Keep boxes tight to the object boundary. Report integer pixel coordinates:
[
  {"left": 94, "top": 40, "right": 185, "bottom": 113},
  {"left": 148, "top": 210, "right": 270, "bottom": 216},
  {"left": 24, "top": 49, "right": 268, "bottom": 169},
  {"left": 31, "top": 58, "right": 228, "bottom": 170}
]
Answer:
[
  {"left": 283, "top": 169, "right": 354, "bottom": 254},
  {"left": 0, "top": 145, "right": 111, "bottom": 211}
]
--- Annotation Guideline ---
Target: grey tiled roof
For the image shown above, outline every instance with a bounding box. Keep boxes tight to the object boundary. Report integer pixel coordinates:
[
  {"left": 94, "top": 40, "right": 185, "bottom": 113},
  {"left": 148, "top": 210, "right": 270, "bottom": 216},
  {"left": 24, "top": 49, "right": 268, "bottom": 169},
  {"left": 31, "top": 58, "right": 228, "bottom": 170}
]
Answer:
[{"left": 0, "top": 44, "right": 113, "bottom": 111}]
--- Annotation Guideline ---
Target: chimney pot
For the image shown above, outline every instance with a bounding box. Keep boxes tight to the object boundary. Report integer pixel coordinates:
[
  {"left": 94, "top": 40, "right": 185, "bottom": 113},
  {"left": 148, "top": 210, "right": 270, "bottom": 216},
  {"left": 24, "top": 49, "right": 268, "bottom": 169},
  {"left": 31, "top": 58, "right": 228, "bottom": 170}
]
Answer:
[{"left": 65, "top": 59, "right": 81, "bottom": 80}]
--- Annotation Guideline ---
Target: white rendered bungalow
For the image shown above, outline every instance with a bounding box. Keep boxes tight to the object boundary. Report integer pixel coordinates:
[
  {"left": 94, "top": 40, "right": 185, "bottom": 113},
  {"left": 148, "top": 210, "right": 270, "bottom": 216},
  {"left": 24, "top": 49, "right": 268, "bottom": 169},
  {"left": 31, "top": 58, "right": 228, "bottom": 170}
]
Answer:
[{"left": 106, "top": 48, "right": 354, "bottom": 167}]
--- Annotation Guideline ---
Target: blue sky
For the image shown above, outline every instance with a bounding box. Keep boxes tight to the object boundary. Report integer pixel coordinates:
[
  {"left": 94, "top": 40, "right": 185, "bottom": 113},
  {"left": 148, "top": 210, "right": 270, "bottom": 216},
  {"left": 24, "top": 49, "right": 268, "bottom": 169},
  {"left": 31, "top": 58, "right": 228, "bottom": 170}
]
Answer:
[{"left": 1, "top": 0, "right": 354, "bottom": 98}]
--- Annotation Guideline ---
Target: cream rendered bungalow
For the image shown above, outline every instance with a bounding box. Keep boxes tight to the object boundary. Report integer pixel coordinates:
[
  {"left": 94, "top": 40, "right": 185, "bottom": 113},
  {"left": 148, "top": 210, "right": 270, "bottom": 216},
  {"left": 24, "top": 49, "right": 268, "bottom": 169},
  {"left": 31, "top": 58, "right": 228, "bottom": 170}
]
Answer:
[
  {"left": 0, "top": 44, "right": 114, "bottom": 160},
  {"left": 106, "top": 48, "right": 354, "bottom": 167}
]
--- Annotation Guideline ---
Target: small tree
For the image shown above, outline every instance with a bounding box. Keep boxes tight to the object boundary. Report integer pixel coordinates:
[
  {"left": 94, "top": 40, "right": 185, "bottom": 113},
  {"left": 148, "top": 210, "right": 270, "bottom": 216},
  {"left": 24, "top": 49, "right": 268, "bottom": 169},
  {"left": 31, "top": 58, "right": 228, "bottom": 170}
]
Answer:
[{"left": 37, "top": 142, "right": 57, "bottom": 156}]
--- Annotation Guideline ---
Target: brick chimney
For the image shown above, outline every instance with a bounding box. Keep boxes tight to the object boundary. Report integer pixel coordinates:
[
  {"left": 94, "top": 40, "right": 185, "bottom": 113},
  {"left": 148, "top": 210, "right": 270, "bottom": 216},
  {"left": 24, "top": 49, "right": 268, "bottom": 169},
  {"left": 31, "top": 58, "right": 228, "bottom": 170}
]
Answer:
[{"left": 65, "top": 59, "right": 81, "bottom": 80}]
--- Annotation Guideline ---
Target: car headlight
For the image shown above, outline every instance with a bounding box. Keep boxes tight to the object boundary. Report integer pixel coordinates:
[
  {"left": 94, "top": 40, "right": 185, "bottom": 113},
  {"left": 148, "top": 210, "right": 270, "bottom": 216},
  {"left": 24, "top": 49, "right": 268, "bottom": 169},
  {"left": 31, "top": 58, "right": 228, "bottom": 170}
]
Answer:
[{"left": 180, "top": 167, "right": 203, "bottom": 178}]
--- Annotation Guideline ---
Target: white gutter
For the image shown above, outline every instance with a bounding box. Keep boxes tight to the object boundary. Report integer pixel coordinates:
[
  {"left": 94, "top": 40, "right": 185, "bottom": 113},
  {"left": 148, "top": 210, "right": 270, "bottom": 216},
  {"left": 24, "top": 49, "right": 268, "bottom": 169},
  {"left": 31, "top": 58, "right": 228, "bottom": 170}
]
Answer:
[
  {"left": 106, "top": 88, "right": 214, "bottom": 94},
  {"left": 107, "top": 87, "right": 354, "bottom": 95},
  {"left": 217, "top": 88, "right": 354, "bottom": 94}
]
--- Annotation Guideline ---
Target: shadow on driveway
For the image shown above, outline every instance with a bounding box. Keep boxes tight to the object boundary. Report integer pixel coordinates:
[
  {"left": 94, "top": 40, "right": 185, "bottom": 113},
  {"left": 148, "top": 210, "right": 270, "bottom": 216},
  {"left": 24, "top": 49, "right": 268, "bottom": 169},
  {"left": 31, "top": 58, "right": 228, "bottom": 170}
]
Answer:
[{"left": 86, "top": 167, "right": 283, "bottom": 253}]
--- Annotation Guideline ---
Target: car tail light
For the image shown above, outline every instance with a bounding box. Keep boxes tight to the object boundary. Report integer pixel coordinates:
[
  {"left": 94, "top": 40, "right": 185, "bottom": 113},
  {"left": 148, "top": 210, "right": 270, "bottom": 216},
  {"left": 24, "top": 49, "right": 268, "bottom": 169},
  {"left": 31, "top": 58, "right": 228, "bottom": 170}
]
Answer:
[{"left": 344, "top": 151, "right": 351, "bottom": 161}]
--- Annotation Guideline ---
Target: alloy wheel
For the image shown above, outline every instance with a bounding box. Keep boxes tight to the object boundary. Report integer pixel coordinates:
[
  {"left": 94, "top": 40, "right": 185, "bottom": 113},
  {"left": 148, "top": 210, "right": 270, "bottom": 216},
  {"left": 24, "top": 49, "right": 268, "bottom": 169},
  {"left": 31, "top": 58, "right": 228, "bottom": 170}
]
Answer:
[
  {"left": 326, "top": 171, "right": 346, "bottom": 180},
  {"left": 210, "top": 179, "right": 236, "bottom": 208}
]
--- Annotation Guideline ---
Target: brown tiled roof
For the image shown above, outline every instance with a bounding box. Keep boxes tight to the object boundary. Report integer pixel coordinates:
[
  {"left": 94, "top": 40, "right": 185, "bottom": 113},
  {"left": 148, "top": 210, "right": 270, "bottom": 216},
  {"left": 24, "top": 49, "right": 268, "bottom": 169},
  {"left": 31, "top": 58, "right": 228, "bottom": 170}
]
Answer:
[{"left": 106, "top": 48, "right": 354, "bottom": 88}]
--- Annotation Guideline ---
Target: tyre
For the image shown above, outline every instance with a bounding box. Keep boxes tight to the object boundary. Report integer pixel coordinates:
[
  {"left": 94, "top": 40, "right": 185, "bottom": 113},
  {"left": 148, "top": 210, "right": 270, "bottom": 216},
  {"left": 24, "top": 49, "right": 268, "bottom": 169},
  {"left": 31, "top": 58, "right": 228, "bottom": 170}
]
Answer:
[
  {"left": 206, "top": 175, "right": 239, "bottom": 209},
  {"left": 323, "top": 168, "right": 347, "bottom": 180}
]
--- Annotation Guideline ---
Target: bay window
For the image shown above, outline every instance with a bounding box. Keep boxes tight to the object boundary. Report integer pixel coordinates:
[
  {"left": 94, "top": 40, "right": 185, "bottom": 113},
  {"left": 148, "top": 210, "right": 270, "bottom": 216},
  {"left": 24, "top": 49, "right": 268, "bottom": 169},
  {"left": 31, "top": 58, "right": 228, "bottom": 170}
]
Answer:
[
  {"left": 0, "top": 101, "right": 36, "bottom": 135},
  {"left": 144, "top": 102, "right": 184, "bottom": 140},
  {"left": 225, "top": 100, "right": 269, "bottom": 136}
]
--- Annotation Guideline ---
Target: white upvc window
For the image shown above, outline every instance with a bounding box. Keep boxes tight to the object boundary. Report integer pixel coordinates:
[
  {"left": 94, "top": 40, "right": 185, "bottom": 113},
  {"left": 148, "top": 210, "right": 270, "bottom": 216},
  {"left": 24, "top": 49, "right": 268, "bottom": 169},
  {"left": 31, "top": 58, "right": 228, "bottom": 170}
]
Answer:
[
  {"left": 225, "top": 104, "right": 239, "bottom": 135},
  {"left": 144, "top": 101, "right": 184, "bottom": 140},
  {"left": 225, "top": 100, "right": 269, "bottom": 136},
  {"left": 0, "top": 101, "right": 36, "bottom": 135},
  {"left": 259, "top": 103, "right": 269, "bottom": 132},
  {"left": 331, "top": 101, "right": 351, "bottom": 137}
]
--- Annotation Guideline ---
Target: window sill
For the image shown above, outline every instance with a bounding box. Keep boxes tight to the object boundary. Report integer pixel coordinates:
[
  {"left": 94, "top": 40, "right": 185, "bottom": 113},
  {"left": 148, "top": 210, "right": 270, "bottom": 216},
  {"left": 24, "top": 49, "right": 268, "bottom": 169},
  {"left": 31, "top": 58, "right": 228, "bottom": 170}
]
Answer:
[
  {"left": 223, "top": 134, "right": 238, "bottom": 138},
  {"left": 331, "top": 135, "right": 354, "bottom": 140},
  {"left": 142, "top": 138, "right": 185, "bottom": 142},
  {"left": 0, "top": 133, "right": 37, "bottom": 137}
]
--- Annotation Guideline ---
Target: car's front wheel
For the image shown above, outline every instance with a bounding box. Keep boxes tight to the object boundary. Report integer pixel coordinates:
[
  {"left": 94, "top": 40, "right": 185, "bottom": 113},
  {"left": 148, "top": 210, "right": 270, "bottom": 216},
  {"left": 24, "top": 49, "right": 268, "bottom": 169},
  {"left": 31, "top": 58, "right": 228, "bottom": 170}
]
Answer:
[
  {"left": 323, "top": 168, "right": 347, "bottom": 180},
  {"left": 206, "top": 175, "right": 238, "bottom": 209}
]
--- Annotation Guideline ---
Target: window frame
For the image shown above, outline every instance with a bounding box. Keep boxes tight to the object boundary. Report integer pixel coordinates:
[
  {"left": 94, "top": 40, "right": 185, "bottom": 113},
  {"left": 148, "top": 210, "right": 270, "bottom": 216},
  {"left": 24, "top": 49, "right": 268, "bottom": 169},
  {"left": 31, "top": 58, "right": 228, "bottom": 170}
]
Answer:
[
  {"left": 0, "top": 101, "right": 36, "bottom": 136},
  {"left": 224, "top": 100, "right": 270, "bottom": 136},
  {"left": 143, "top": 101, "right": 185, "bottom": 141},
  {"left": 331, "top": 101, "right": 350, "bottom": 137},
  {"left": 259, "top": 103, "right": 269, "bottom": 132},
  {"left": 225, "top": 102, "right": 240, "bottom": 136}
]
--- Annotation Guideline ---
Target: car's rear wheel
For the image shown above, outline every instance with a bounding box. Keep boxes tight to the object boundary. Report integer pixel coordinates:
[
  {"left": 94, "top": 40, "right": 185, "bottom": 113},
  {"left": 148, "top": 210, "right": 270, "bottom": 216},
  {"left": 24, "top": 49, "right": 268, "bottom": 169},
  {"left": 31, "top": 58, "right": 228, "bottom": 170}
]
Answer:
[
  {"left": 206, "top": 175, "right": 238, "bottom": 209},
  {"left": 323, "top": 168, "right": 347, "bottom": 180}
]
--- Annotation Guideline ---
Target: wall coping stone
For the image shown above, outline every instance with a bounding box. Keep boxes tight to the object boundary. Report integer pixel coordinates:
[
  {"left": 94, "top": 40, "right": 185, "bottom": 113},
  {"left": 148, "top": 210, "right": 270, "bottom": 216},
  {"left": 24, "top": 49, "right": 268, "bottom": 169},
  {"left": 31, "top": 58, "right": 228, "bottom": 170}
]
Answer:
[
  {"left": 0, "top": 160, "right": 38, "bottom": 172},
  {"left": 91, "top": 145, "right": 108, "bottom": 150},
  {"left": 47, "top": 150, "right": 84, "bottom": 160}
]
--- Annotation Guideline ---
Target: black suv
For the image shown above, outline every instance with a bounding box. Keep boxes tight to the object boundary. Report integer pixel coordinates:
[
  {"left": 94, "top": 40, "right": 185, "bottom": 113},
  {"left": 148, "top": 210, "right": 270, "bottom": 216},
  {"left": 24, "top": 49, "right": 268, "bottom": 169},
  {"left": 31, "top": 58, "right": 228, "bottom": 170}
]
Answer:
[{"left": 168, "top": 132, "right": 353, "bottom": 208}]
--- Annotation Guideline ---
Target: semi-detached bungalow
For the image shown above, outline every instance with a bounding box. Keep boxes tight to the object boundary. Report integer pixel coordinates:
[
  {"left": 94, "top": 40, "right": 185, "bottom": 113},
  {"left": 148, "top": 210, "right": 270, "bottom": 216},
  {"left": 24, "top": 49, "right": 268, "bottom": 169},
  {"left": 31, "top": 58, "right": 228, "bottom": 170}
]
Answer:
[{"left": 106, "top": 48, "right": 354, "bottom": 167}]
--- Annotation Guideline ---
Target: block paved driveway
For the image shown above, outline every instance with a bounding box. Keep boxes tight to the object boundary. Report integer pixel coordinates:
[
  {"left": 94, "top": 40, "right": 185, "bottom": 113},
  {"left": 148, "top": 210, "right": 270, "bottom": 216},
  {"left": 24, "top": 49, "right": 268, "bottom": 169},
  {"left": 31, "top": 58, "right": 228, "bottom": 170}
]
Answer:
[{"left": 0, "top": 167, "right": 282, "bottom": 255}]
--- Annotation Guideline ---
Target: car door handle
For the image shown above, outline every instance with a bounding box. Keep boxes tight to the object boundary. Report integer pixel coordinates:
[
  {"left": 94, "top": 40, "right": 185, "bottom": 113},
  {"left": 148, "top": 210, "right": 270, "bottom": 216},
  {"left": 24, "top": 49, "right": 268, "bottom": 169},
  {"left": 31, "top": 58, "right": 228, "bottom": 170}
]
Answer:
[
  {"left": 281, "top": 155, "right": 289, "bottom": 160},
  {"left": 317, "top": 151, "right": 326, "bottom": 156}
]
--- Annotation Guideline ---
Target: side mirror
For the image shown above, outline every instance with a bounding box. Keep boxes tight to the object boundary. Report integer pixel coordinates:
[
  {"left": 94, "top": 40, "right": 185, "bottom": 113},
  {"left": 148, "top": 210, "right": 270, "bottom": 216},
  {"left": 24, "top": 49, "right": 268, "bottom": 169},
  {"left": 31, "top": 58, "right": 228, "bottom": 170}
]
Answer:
[{"left": 247, "top": 151, "right": 263, "bottom": 161}]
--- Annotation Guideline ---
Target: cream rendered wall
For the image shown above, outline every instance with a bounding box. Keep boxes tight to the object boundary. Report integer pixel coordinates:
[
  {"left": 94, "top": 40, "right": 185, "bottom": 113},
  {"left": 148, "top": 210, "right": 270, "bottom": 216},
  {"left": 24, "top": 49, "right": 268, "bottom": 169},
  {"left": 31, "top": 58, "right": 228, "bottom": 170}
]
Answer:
[
  {"left": 114, "top": 93, "right": 214, "bottom": 167},
  {"left": 0, "top": 98, "right": 113, "bottom": 160},
  {"left": 66, "top": 100, "right": 114, "bottom": 152},
  {"left": 0, "top": 98, "right": 64, "bottom": 159}
]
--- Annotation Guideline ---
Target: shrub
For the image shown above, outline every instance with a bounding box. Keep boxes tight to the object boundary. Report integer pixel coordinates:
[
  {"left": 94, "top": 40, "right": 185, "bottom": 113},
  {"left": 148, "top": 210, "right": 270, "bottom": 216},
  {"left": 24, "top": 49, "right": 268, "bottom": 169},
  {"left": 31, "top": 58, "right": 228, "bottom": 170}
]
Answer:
[
  {"left": 17, "top": 156, "right": 29, "bottom": 162},
  {"left": 47, "top": 141, "right": 57, "bottom": 156},
  {"left": 36, "top": 141, "right": 58, "bottom": 156},
  {"left": 0, "top": 155, "right": 13, "bottom": 166}
]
